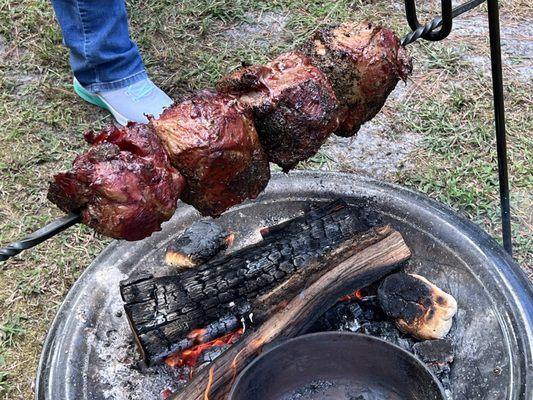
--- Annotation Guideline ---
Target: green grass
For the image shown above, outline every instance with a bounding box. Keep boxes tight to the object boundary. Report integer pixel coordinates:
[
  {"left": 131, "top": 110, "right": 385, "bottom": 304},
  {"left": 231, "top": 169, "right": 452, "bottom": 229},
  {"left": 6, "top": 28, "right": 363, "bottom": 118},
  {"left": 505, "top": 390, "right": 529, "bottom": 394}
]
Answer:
[
  {"left": 0, "top": 0, "right": 531, "bottom": 398},
  {"left": 396, "top": 40, "right": 532, "bottom": 266},
  {"left": 0, "top": 315, "right": 26, "bottom": 393}
]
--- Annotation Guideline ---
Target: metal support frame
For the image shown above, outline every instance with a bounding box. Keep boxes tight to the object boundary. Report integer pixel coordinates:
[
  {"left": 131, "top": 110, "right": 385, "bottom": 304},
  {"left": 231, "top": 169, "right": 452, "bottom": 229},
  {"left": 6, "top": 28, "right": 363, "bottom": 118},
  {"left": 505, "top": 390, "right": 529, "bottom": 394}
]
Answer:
[
  {"left": 402, "top": 0, "right": 512, "bottom": 255},
  {"left": 486, "top": 0, "right": 512, "bottom": 255}
]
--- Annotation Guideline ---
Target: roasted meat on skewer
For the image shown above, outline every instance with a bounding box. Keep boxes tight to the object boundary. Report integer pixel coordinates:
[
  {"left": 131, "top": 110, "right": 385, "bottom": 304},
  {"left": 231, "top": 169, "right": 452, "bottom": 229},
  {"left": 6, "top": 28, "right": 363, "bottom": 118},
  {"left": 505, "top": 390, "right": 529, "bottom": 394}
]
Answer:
[
  {"left": 47, "top": 123, "right": 185, "bottom": 240},
  {"left": 302, "top": 22, "right": 412, "bottom": 137},
  {"left": 151, "top": 90, "right": 271, "bottom": 217},
  {"left": 218, "top": 52, "right": 340, "bottom": 171},
  {"left": 47, "top": 21, "right": 411, "bottom": 240}
]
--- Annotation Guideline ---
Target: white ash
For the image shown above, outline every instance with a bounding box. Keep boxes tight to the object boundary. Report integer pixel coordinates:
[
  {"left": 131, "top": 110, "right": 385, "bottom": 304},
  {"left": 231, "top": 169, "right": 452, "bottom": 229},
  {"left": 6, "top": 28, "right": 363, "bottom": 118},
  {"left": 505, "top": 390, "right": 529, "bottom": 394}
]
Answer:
[{"left": 85, "top": 307, "right": 188, "bottom": 400}]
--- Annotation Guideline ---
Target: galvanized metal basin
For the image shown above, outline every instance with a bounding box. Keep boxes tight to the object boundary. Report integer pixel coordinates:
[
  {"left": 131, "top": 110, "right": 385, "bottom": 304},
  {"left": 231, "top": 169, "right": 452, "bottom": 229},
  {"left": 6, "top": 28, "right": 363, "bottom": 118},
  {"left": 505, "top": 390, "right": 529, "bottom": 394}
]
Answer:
[{"left": 35, "top": 171, "right": 532, "bottom": 400}]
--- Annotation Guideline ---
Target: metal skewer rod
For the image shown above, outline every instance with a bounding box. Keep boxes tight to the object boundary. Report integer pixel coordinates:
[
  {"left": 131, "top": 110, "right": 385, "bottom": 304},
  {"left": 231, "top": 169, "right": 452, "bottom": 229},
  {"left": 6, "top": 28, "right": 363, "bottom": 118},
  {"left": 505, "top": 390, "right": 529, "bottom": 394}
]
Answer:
[{"left": 0, "top": 212, "right": 82, "bottom": 262}]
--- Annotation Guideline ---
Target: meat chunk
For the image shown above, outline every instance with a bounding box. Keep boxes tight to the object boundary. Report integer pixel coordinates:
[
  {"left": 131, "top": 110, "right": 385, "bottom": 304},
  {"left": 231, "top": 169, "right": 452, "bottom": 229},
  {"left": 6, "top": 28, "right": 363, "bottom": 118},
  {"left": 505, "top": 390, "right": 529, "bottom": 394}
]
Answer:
[
  {"left": 302, "top": 22, "right": 412, "bottom": 137},
  {"left": 47, "top": 123, "right": 185, "bottom": 240},
  {"left": 151, "top": 90, "right": 270, "bottom": 217},
  {"left": 218, "top": 52, "right": 339, "bottom": 171}
]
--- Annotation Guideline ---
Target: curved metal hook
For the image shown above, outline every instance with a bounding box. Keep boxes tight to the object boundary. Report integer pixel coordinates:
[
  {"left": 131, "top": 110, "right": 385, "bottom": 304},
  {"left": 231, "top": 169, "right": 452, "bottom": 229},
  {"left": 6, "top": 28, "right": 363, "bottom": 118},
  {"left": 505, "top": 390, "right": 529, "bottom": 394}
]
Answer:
[{"left": 404, "top": 0, "right": 453, "bottom": 41}]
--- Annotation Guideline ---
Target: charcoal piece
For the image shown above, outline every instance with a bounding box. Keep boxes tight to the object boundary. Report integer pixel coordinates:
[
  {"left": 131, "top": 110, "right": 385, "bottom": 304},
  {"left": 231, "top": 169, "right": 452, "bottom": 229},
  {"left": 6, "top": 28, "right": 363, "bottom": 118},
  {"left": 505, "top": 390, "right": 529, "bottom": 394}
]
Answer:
[
  {"left": 165, "top": 220, "right": 233, "bottom": 268},
  {"left": 310, "top": 300, "right": 363, "bottom": 332},
  {"left": 357, "top": 295, "right": 386, "bottom": 322},
  {"left": 377, "top": 273, "right": 458, "bottom": 340},
  {"left": 360, "top": 321, "right": 415, "bottom": 352},
  {"left": 413, "top": 338, "right": 454, "bottom": 376}
]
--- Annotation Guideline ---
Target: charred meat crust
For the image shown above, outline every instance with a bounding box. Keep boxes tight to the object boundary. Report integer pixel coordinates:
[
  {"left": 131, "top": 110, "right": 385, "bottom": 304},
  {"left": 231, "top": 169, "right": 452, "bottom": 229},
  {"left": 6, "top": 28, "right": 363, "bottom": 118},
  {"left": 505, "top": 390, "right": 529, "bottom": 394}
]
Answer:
[
  {"left": 151, "top": 90, "right": 270, "bottom": 217},
  {"left": 217, "top": 52, "right": 340, "bottom": 171},
  {"left": 47, "top": 123, "right": 185, "bottom": 241},
  {"left": 301, "top": 22, "right": 412, "bottom": 137}
]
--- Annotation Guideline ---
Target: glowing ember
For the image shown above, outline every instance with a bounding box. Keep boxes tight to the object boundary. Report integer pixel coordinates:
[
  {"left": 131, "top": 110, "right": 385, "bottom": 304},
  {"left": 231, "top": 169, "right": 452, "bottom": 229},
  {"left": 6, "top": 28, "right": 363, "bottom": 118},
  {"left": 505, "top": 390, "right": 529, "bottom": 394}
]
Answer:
[
  {"left": 165, "top": 328, "right": 244, "bottom": 369},
  {"left": 224, "top": 233, "right": 236, "bottom": 247},
  {"left": 161, "top": 388, "right": 174, "bottom": 399},
  {"left": 339, "top": 288, "right": 367, "bottom": 302},
  {"left": 187, "top": 328, "right": 208, "bottom": 343}
]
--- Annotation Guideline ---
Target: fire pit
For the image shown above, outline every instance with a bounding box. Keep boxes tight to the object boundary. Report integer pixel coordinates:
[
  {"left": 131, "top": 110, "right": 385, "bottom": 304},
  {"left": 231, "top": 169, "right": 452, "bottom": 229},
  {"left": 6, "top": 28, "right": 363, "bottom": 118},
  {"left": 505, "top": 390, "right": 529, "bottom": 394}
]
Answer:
[{"left": 36, "top": 171, "right": 532, "bottom": 400}]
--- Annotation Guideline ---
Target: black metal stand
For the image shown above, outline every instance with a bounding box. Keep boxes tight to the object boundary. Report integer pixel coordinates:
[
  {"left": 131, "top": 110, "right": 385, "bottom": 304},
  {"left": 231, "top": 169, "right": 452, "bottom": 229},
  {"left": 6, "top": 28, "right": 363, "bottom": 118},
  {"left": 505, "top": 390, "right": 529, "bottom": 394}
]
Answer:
[{"left": 401, "top": 0, "right": 512, "bottom": 255}]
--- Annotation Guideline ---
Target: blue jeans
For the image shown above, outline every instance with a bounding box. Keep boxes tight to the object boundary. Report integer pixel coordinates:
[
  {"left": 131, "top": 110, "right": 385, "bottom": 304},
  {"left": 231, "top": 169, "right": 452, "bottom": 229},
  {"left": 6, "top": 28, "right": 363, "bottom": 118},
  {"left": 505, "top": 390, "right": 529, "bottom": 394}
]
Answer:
[{"left": 51, "top": 0, "right": 147, "bottom": 92}]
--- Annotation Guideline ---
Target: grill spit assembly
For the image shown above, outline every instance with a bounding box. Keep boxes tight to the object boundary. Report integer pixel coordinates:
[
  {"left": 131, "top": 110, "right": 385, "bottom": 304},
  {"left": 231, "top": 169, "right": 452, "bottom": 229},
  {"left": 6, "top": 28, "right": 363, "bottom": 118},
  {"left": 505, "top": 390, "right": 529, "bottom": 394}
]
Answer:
[{"left": 0, "top": 0, "right": 513, "bottom": 261}]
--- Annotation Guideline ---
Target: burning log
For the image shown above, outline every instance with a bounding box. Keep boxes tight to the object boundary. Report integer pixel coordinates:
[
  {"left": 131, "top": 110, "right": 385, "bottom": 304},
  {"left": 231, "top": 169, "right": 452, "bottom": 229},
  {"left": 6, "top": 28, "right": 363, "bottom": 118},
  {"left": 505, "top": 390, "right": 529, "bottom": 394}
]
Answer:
[
  {"left": 377, "top": 273, "right": 458, "bottom": 340},
  {"left": 171, "top": 227, "right": 411, "bottom": 400},
  {"left": 120, "top": 200, "right": 378, "bottom": 364},
  {"left": 165, "top": 220, "right": 234, "bottom": 268}
]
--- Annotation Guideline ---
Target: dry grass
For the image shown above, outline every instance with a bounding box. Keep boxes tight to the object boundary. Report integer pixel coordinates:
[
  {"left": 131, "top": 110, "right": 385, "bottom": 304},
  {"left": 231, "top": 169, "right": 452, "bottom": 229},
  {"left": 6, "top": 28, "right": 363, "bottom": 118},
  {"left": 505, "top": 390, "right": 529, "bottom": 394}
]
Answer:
[{"left": 0, "top": 0, "right": 531, "bottom": 398}]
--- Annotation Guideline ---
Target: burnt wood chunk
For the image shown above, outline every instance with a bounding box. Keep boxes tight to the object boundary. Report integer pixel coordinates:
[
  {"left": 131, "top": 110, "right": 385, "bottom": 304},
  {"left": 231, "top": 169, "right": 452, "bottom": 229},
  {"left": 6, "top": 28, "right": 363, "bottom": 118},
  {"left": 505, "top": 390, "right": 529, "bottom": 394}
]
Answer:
[
  {"left": 377, "top": 273, "right": 458, "bottom": 340},
  {"left": 172, "top": 228, "right": 411, "bottom": 400},
  {"left": 309, "top": 300, "right": 364, "bottom": 333},
  {"left": 413, "top": 339, "right": 454, "bottom": 376},
  {"left": 120, "top": 200, "right": 379, "bottom": 364},
  {"left": 165, "top": 220, "right": 233, "bottom": 268}
]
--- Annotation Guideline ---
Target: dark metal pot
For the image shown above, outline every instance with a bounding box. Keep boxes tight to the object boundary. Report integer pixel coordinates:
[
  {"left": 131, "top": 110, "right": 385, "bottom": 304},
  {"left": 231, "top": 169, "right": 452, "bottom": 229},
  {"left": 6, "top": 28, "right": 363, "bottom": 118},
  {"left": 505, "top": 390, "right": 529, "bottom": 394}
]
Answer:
[
  {"left": 35, "top": 172, "right": 532, "bottom": 400},
  {"left": 228, "top": 332, "right": 446, "bottom": 400}
]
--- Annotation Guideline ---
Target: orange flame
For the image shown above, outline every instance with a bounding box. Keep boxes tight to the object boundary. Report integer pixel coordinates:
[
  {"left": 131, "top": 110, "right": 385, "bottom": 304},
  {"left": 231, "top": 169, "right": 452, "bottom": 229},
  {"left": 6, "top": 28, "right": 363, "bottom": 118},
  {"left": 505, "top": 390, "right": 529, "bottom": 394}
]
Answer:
[
  {"left": 339, "top": 288, "right": 366, "bottom": 302},
  {"left": 204, "top": 367, "right": 215, "bottom": 400},
  {"left": 165, "top": 328, "right": 244, "bottom": 369}
]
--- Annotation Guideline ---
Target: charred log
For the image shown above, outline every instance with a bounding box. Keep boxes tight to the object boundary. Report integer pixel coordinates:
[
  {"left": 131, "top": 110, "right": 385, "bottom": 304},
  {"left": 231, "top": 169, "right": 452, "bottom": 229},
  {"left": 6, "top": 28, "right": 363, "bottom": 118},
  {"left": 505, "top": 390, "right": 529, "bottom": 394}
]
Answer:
[
  {"left": 172, "top": 228, "right": 411, "bottom": 400},
  {"left": 377, "top": 273, "right": 457, "bottom": 340},
  {"left": 120, "top": 200, "right": 379, "bottom": 364},
  {"left": 165, "top": 220, "right": 233, "bottom": 268}
]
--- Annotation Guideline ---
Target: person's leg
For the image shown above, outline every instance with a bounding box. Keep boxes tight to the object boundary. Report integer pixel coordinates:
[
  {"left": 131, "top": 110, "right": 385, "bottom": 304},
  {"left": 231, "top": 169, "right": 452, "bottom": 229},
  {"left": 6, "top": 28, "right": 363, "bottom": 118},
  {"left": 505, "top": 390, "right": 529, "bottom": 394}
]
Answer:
[
  {"left": 51, "top": 0, "right": 145, "bottom": 91},
  {"left": 51, "top": 0, "right": 172, "bottom": 124}
]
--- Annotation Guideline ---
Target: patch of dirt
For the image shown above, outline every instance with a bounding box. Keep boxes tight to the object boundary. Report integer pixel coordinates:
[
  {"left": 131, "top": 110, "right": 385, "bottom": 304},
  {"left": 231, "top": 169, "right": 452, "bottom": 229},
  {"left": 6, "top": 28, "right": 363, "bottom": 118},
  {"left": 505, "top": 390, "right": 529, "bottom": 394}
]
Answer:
[
  {"left": 450, "top": 14, "right": 533, "bottom": 81},
  {"left": 318, "top": 82, "right": 420, "bottom": 180},
  {"left": 223, "top": 11, "right": 289, "bottom": 47},
  {"left": 0, "top": 35, "right": 5, "bottom": 56}
]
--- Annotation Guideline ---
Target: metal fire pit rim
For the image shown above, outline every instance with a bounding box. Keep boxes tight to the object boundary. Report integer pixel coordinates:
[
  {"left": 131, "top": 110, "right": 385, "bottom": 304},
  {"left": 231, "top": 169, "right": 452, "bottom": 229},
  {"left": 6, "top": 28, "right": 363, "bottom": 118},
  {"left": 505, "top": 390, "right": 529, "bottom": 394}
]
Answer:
[
  {"left": 228, "top": 331, "right": 447, "bottom": 400},
  {"left": 35, "top": 171, "right": 533, "bottom": 400}
]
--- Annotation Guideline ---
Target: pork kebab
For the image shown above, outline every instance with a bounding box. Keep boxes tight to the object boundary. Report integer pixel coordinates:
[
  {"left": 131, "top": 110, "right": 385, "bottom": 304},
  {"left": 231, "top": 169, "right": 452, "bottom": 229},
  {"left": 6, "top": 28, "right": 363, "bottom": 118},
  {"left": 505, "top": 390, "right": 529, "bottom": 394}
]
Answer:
[{"left": 48, "top": 22, "right": 411, "bottom": 240}]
